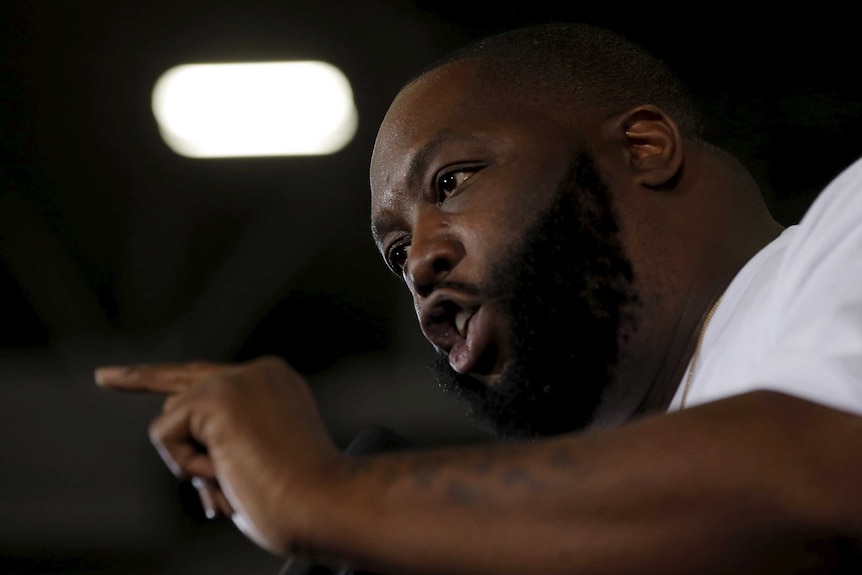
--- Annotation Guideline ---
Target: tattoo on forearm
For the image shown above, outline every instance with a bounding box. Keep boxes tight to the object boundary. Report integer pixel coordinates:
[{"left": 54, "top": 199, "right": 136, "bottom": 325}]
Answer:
[
  {"left": 500, "top": 467, "right": 540, "bottom": 489},
  {"left": 447, "top": 480, "right": 483, "bottom": 505},
  {"left": 547, "top": 445, "right": 574, "bottom": 469},
  {"left": 345, "top": 441, "right": 574, "bottom": 507}
]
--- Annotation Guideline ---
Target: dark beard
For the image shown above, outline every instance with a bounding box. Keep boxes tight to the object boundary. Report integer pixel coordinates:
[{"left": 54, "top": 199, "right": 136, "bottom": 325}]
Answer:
[{"left": 432, "top": 152, "right": 637, "bottom": 440}]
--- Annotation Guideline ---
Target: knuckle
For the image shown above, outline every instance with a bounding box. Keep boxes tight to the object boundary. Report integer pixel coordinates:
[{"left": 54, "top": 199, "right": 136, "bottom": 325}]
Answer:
[
  {"left": 161, "top": 396, "right": 177, "bottom": 413},
  {"left": 252, "top": 354, "right": 292, "bottom": 378},
  {"left": 198, "top": 374, "right": 239, "bottom": 405},
  {"left": 187, "top": 359, "right": 216, "bottom": 372}
]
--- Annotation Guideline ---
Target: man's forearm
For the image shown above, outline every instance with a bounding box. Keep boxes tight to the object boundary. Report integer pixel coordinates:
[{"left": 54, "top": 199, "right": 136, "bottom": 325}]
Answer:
[{"left": 295, "top": 391, "right": 862, "bottom": 575}]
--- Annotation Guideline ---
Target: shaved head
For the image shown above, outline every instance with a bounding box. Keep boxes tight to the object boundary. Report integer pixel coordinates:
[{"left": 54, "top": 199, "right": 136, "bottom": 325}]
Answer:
[{"left": 410, "top": 23, "right": 705, "bottom": 139}]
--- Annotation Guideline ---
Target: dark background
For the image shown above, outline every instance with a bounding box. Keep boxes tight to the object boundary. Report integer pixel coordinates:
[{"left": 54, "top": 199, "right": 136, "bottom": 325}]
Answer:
[{"left": 1, "top": 2, "right": 860, "bottom": 573}]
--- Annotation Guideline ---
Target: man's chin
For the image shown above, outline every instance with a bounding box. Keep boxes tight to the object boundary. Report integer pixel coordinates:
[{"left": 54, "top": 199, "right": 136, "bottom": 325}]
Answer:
[
  {"left": 452, "top": 365, "right": 505, "bottom": 390},
  {"left": 431, "top": 352, "right": 534, "bottom": 440}
]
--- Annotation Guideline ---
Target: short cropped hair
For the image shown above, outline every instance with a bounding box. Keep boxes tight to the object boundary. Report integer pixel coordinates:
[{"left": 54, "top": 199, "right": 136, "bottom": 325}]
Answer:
[{"left": 413, "top": 22, "right": 705, "bottom": 138}]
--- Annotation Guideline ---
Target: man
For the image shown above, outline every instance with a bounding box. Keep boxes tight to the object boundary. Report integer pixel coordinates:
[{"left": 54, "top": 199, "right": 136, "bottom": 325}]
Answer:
[{"left": 96, "top": 23, "right": 862, "bottom": 574}]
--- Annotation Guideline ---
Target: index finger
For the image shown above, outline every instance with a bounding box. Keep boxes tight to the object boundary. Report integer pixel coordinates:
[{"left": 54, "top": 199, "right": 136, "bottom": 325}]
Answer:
[{"left": 94, "top": 361, "right": 225, "bottom": 394}]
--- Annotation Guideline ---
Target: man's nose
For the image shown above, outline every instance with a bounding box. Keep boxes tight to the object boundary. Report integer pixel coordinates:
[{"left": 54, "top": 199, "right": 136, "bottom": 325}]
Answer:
[{"left": 404, "top": 220, "right": 464, "bottom": 299}]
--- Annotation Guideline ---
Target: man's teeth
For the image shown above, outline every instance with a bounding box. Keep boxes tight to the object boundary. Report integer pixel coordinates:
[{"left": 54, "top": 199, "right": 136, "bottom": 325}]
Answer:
[{"left": 455, "top": 310, "right": 470, "bottom": 335}]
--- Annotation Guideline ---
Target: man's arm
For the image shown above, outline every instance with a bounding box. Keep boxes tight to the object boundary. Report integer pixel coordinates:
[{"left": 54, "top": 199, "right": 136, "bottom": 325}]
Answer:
[{"left": 95, "top": 356, "right": 862, "bottom": 575}]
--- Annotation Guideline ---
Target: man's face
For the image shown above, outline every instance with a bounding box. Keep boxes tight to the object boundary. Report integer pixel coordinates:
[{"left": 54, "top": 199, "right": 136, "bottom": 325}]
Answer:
[
  {"left": 431, "top": 154, "right": 637, "bottom": 439},
  {"left": 370, "top": 61, "right": 636, "bottom": 439}
]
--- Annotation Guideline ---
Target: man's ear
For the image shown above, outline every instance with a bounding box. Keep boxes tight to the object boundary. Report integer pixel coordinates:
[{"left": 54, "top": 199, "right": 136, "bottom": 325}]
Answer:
[{"left": 608, "top": 105, "right": 683, "bottom": 189}]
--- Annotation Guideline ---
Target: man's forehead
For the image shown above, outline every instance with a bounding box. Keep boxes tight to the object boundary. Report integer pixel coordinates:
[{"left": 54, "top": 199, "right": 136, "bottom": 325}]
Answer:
[
  {"left": 375, "top": 67, "right": 472, "bottom": 141},
  {"left": 370, "top": 65, "right": 480, "bottom": 206},
  {"left": 370, "top": 61, "right": 518, "bottom": 183},
  {"left": 376, "top": 60, "right": 495, "bottom": 140}
]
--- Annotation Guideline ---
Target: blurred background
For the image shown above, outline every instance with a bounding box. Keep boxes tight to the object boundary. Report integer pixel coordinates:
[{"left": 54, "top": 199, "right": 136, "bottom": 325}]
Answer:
[{"left": 1, "top": 2, "right": 860, "bottom": 573}]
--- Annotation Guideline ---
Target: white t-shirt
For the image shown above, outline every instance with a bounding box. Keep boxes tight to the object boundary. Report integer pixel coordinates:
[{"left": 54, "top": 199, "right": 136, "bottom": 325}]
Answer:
[{"left": 668, "top": 156, "right": 862, "bottom": 416}]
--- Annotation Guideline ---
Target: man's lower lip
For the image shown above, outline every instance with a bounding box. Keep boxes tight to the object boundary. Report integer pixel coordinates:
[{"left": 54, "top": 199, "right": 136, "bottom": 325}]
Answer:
[
  {"left": 449, "top": 311, "right": 476, "bottom": 374},
  {"left": 449, "top": 343, "right": 470, "bottom": 374},
  {"left": 449, "top": 309, "right": 487, "bottom": 375}
]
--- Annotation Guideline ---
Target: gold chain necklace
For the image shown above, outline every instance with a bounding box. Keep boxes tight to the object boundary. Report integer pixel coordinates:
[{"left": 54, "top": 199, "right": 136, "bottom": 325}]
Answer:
[{"left": 680, "top": 294, "right": 725, "bottom": 410}]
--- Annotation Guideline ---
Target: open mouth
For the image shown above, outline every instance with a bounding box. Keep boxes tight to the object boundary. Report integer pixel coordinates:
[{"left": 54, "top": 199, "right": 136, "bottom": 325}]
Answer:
[{"left": 420, "top": 293, "right": 505, "bottom": 378}]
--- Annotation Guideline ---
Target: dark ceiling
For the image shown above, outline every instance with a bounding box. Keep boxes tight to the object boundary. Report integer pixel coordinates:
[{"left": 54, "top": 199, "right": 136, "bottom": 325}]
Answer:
[{"left": 2, "top": 2, "right": 861, "bottom": 573}]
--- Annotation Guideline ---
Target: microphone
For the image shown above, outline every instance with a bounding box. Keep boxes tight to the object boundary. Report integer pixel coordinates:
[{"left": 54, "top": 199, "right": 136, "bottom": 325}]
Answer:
[{"left": 278, "top": 425, "right": 413, "bottom": 575}]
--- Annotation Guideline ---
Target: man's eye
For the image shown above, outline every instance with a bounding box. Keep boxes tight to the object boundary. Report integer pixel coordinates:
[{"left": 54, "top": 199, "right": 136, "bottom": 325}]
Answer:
[
  {"left": 436, "top": 169, "right": 474, "bottom": 204},
  {"left": 387, "top": 243, "right": 409, "bottom": 276}
]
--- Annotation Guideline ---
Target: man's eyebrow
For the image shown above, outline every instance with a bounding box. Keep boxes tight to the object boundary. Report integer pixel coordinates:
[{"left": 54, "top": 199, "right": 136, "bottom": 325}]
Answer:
[
  {"left": 404, "top": 130, "right": 450, "bottom": 188},
  {"left": 371, "top": 215, "right": 393, "bottom": 250},
  {"left": 406, "top": 129, "right": 494, "bottom": 188}
]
